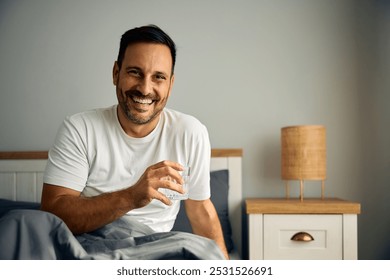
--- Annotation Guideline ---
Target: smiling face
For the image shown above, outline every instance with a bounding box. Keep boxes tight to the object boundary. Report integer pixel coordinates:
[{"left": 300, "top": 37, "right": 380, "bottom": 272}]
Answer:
[{"left": 113, "top": 42, "right": 175, "bottom": 137}]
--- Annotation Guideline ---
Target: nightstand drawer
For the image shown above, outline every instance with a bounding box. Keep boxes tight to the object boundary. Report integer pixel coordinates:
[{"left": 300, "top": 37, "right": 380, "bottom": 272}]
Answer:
[{"left": 263, "top": 214, "right": 343, "bottom": 260}]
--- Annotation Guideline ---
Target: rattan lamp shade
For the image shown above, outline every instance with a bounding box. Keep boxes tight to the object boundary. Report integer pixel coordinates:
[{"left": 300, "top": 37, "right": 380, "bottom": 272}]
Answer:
[{"left": 281, "top": 125, "right": 326, "bottom": 200}]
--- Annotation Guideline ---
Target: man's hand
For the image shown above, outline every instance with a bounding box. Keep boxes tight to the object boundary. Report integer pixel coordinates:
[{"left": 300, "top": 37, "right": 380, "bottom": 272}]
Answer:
[{"left": 126, "top": 160, "right": 185, "bottom": 207}]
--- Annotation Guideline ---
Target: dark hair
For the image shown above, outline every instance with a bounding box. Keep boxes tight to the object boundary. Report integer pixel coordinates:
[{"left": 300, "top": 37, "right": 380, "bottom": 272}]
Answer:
[{"left": 117, "top": 24, "right": 176, "bottom": 74}]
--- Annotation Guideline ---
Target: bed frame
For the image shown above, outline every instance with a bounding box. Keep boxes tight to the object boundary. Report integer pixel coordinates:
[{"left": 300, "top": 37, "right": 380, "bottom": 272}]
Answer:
[{"left": 0, "top": 148, "right": 243, "bottom": 258}]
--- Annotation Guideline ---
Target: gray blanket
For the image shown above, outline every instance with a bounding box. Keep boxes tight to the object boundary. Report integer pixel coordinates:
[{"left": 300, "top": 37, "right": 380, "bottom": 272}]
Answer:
[{"left": 0, "top": 209, "right": 225, "bottom": 260}]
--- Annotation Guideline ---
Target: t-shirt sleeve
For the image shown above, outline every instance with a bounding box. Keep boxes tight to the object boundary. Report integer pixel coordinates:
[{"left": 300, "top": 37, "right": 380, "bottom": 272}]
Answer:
[{"left": 43, "top": 116, "right": 89, "bottom": 192}]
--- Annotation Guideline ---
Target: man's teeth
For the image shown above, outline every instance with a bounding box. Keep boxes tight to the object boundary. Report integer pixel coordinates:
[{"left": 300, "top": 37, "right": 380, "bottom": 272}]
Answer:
[{"left": 132, "top": 97, "right": 153, "bottom": 105}]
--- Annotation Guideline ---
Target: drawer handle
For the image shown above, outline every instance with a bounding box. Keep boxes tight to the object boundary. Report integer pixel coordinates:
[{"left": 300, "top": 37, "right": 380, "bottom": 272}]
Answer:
[{"left": 291, "top": 232, "right": 314, "bottom": 242}]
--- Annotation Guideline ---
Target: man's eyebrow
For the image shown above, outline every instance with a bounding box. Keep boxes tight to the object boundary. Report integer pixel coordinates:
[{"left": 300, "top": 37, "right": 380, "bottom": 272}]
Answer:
[
  {"left": 155, "top": 70, "right": 169, "bottom": 76},
  {"left": 125, "top": 66, "right": 142, "bottom": 71},
  {"left": 124, "top": 67, "right": 168, "bottom": 76}
]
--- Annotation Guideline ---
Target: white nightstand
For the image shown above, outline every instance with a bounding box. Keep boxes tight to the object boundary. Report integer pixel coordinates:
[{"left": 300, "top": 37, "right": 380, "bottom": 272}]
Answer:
[{"left": 246, "top": 198, "right": 361, "bottom": 260}]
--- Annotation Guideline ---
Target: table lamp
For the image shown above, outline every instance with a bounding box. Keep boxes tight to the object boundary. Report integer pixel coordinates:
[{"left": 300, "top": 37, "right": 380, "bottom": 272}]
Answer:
[{"left": 281, "top": 125, "right": 326, "bottom": 201}]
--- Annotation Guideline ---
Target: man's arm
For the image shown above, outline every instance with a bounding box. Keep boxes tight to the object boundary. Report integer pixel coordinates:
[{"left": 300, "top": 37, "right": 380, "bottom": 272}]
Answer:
[
  {"left": 40, "top": 161, "right": 184, "bottom": 234},
  {"left": 41, "top": 184, "right": 135, "bottom": 234},
  {"left": 184, "top": 199, "right": 229, "bottom": 259}
]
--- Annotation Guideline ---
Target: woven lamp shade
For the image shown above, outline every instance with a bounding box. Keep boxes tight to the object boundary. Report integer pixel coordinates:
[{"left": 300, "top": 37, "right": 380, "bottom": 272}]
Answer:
[
  {"left": 281, "top": 125, "right": 326, "bottom": 200},
  {"left": 281, "top": 125, "right": 326, "bottom": 180}
]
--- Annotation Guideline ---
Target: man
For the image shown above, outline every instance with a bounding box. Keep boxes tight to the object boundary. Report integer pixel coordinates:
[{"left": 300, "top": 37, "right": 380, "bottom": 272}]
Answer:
[{"left": 40, "top": 25, "right": 228, "bottom": 259}]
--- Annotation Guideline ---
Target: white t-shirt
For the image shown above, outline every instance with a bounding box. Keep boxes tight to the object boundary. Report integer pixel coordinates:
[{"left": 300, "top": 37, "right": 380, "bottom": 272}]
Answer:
[{"left": 43, "top": 105, "right": 211, "bottom": 232}]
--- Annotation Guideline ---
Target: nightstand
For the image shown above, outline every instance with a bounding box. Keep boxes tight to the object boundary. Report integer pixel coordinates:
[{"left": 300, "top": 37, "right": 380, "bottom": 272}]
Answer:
[{"left": 246, "top": 198, "right": 361, "bottom": 260}]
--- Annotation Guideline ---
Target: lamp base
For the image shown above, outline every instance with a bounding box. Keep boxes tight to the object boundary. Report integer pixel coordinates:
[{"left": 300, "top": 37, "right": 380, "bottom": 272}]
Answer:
[{"left": 285, "top": 180, "right": 325, "bottom": 201}]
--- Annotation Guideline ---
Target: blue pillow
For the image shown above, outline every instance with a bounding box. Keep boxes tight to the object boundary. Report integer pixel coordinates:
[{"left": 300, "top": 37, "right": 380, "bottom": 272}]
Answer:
[{"left": 172, "top": 170, "right": 234, "bottom": 252}]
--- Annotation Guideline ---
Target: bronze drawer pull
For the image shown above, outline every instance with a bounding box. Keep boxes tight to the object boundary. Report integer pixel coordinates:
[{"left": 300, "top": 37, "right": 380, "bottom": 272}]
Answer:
[{"left": 291, "top": 232, "right": 314, "bottom": 242}]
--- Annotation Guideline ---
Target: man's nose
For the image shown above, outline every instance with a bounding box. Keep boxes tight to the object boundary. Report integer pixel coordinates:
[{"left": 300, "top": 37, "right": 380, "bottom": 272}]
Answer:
[{"left": 137, "top": 78, "right": 153, "bottom": 95}]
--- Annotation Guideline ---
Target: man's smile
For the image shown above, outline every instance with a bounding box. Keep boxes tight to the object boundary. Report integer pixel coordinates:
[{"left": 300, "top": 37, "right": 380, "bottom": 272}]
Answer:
[{"left": 131, "top": 96, "right": 154, "bottom": 105}]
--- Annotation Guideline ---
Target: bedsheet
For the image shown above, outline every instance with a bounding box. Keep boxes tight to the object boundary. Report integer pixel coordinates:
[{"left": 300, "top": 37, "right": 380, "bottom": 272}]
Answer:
[{"left": 0, "top": 209, "right": 225, "bottom": 260}]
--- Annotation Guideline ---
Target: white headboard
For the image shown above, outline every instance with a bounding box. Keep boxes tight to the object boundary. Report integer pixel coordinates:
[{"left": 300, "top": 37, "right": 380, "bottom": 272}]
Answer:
[
  {"left": 0, "top": 149, "right": 243, "bottom": 257},
  {"left": 0, "top": 152, "right": 47, "bottom": 203}
]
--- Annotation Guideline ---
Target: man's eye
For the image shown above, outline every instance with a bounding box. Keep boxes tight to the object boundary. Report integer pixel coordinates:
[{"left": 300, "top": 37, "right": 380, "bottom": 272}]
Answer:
[
  {"left": 155, "top": 74, "right": 166, "bottom": 80},
  {"left": 128, "top": 69, "right": 141, "bottom": 76}
]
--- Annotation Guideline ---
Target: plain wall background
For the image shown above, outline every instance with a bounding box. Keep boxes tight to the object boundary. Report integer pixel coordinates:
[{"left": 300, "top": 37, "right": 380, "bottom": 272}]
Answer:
[{"left": 0, "top": 0, "right": 389, "bottom": 259}]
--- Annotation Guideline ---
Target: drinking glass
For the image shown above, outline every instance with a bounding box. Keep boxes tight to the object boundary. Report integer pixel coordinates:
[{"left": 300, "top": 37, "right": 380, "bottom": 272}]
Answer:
[{"left": 160, "top": 166, "right": 190, "bottom": 200}]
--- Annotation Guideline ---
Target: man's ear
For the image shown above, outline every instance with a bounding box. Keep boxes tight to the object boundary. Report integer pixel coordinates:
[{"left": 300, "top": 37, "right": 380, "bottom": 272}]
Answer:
[
  {"left": 112, "top": 61, "right": 119, "bottom": 86},
  {"left": 167, "top": 74, "right": 175, "bottom": 97}
]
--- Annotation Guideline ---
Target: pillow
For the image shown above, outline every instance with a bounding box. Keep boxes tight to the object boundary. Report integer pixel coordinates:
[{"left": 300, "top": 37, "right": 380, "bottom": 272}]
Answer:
[
  {"left": 0, "top": 199, "right": 40, "bottom": 218},
  {"left": 172, "top": 170, "right": 234, "bottom": 253}
]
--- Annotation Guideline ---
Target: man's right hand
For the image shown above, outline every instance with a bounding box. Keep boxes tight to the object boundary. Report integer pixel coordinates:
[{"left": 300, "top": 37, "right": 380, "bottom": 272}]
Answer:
[{"left": 126, "top": 160, "right": 185, "bottom": 208}]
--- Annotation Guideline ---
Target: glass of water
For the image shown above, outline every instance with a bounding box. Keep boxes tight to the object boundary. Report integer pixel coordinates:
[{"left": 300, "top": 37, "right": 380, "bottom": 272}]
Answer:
[{"left": 160, "top": 166, "right": 190, "bottom": 200}]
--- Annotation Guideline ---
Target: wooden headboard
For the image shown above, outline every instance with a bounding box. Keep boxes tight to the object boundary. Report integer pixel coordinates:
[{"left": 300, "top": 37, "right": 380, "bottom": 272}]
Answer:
[{"left": 0, "top": 148, "right": 243, "bottom": 257}]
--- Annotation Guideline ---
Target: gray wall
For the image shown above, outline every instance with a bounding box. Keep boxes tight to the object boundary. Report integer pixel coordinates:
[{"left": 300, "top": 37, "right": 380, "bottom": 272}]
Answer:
[{"left": 0, "top": 0, "right": 389, "bottom": 259}]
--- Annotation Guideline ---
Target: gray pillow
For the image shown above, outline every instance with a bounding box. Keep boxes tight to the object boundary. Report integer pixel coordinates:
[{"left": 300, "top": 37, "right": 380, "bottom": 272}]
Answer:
[{"left": 172, "top": 170, "right": 234, "bottom": 252}]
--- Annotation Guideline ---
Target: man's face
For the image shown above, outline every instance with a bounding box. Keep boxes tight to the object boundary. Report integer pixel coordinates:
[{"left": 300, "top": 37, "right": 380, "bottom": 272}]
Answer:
[{"left": 113, "top": 42, "right": 174, "bottom": 129}]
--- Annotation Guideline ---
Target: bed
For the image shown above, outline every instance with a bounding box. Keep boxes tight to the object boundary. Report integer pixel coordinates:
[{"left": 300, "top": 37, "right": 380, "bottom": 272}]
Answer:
[{"left": 0, "top": 149, "right": 243, "bottom": 260}]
